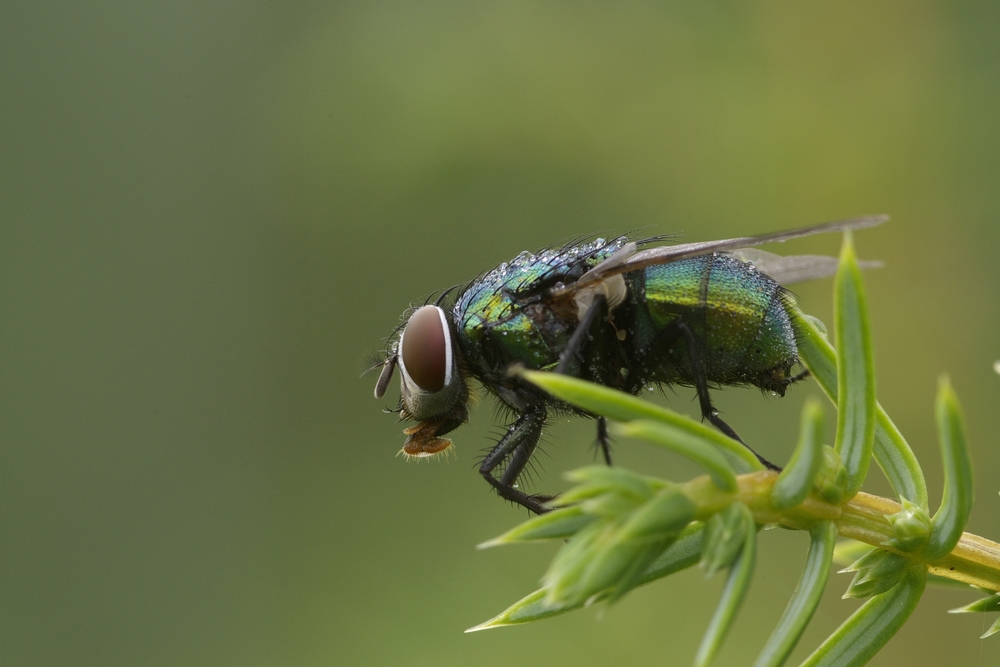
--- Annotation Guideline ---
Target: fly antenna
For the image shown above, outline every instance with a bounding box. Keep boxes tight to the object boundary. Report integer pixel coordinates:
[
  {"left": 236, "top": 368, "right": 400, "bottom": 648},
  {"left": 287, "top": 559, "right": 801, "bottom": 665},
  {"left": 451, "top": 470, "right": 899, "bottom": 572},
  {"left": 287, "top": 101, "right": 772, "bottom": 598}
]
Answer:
[{"left": 374, "top": 354, "right": 398, "bottom": 399}]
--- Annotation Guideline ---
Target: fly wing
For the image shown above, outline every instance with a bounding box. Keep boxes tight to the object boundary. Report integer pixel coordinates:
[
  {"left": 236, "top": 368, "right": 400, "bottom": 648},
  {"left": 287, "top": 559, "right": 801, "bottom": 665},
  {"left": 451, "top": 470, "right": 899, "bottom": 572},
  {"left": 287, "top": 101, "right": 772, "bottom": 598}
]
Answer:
[
  {"left": 550, "top": 214, "right": 887, "bottom": 299},
  {"left": 729, "top": 249, "right": 884, "bottom": 286}
]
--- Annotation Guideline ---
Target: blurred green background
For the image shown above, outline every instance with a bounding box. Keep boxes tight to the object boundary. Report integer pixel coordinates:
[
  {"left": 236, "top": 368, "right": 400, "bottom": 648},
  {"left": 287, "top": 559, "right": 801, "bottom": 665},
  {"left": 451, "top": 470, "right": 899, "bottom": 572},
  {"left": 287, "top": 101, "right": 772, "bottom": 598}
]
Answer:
[{"left": 3, "top": 2, "right": 1000, "bottom": 666}]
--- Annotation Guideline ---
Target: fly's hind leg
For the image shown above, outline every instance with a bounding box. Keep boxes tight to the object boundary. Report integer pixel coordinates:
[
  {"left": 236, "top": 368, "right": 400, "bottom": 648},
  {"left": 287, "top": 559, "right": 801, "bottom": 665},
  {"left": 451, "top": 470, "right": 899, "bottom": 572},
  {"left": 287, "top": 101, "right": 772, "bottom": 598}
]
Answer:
[
  {"left": 479, "top": 405, "right": 551, "bottom": 514},
  {"left": 788, "top": 368, "right": 811, "bottom": 385},
  {"left": 676, "top": 321, "right": 782, "bottom": 472},
  {"left": 596, "top": 416, "right": 612, "bottom": 465}
]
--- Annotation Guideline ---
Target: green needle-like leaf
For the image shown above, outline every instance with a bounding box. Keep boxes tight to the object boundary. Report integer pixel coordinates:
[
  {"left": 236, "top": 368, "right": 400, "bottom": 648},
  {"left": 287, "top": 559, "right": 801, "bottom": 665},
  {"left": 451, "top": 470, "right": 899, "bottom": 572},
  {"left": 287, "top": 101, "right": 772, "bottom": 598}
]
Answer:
[
  {"left": 613, "top": 419, "right": 737, "bottom": 492},
  {"left": 925, "top": 377, "right": 973, "bottom": 562},
  {"left": 466, "top": 524, "right": 705, "bottom": 631},
  {"left": 843, "top": 551, "right": 909, "bottom": 599},
  {"left": 799, "top": 565, "right": 927, "bottom": 667},
  {"left": 543, "top": 520, "right": 612, "bottom": 603},
  {"left": 635, "top": 522, "right": 706, "bottom": 580},
  {"left": 701, "top": 504, "right": 750, "bottom": 577},
  {"left": 949, "top": 593, "right": 1000, "bottom": 614},
  {"left": 833, "top": 232, "right": 877, "bottom": 499},
  {"left": 812, "top": 446, "right": 848, "bottom": 505},
  {"left": 791, "top": 310, "right": 928, "bottom": 509},
  {"left": 773, "top": 400, "right": 825, "bottom": 510},
  {"left": 753, "top": 520, "right": 836, "bottom": 667},
  {"left": 519, "top": 370, "right": 762, "bottom": 472},
  {"left": 618, "top": 486, "right": 698, "bottom": 542},
  {"left": 695, "top": 505, "right": 757, "bottom": 667},
  {"left": 464, "top": 588, "right": 571, "bottom": 632},
  {"left": 477, "top": 506, "right": 595, "bottom": 548},
  {"left": 982, "top": 616, "right": 1000, "bottom": 639},
  {"left": 557, "top": 465, "right": 662, "bottom": 504}
]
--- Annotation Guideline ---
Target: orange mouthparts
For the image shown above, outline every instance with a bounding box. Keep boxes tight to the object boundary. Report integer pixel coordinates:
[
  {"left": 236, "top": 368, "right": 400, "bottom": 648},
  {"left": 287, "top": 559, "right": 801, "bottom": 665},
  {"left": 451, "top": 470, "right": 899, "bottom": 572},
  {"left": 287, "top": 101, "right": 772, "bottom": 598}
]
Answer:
[{"left": 400, "top": 420, "right": 454, "bottom": 459}]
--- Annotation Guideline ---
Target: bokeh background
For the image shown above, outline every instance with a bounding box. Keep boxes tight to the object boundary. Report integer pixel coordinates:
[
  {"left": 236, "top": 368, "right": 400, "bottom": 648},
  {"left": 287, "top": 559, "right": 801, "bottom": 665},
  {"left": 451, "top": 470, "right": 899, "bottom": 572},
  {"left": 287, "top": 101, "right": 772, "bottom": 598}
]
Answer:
[{"left": 3, "top": 2, "right": 1000, "bottom": 666}]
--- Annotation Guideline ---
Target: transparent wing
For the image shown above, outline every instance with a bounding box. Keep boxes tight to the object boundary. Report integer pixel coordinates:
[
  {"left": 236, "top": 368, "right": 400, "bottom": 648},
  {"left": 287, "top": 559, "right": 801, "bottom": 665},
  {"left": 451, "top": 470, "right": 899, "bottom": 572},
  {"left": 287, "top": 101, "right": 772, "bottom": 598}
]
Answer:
[
  {"left": 730, "top": 249, "right": 884, "bottom": 286},
  {"left": 550, "top": 215, "right": 887, "bottom": 299}
]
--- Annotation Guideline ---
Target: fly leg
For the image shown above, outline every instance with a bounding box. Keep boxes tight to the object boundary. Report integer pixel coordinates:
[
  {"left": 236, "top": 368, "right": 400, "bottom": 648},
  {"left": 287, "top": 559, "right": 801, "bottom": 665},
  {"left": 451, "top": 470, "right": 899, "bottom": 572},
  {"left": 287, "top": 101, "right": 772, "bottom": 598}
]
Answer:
[
  {"left": 555, "top": 295, "right": 615, "bottom": 467},
  {"left": 479, "top": 405, "right": 551, "bottom": 514},
  {"left": 676, "top": 321, "right": 781, "bottom": 472},
  {"left": 596, "top": 416, "right": 613, "bottom": 465},
  {"left": 788, "top": 368, "right": 811, "bottom": 385},
  {"left": 555, "top": 294, "right": 607, "bottom": 375}
]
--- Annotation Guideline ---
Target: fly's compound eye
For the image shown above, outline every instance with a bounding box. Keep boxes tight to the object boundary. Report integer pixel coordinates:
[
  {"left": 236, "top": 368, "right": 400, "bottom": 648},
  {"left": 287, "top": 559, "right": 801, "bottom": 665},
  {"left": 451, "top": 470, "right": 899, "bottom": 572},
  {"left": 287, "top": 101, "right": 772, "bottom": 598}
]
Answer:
[
  {"left": 400, "top": 305, "right": 448, "bottom": 392},
  {"left": 397, "top": 305, "right": 466, "bottom": 423}
]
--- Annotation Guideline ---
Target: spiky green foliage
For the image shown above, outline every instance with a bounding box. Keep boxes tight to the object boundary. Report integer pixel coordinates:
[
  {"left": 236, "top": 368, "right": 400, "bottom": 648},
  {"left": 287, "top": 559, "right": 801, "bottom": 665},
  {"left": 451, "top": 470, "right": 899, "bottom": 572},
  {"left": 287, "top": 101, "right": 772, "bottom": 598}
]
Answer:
[{"left": 470, "top": 232, "right": 1000, "bottom": 666}]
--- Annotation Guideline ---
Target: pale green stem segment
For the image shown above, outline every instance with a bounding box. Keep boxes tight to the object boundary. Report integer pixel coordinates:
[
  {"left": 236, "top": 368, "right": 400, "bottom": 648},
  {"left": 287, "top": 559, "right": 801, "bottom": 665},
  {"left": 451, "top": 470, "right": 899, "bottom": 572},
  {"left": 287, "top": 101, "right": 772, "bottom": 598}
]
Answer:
[
  {"left": 925, "top": 377, "right": 973, "bottom": 561},
  {"left": 791, "top": 310, "right": 928, "bottom": 509},
  {"left": 519, "top": 370, "right": 762, "bottom": 472},
  {"left": 752, "top": 520, "right": 836, "bottom": 667},
  {"left": 799, "top": 566, "right": 926, "bottom": 667},
  {"left": 613, "top": 419, "right": 737, "bottom": 492},
  {"left": 833, "top": 232, "right": 877, "bottom": 499},
  {"left": 772, "top": 400, "right": 825, "bottom": 510},
  {"left": 694, "top": 506, "right": 757, "bottom": 667},
  {"left": 465, "top": 524, "right": 705, "bottom": 632}
]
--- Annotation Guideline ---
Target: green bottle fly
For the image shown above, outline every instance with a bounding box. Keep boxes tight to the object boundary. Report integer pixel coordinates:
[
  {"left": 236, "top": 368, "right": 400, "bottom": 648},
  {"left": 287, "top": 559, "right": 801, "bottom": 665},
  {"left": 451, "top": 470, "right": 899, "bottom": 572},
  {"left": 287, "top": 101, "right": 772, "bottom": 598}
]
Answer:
[{"left": 373, "top": 216, "right": 885, "bottom": 513}]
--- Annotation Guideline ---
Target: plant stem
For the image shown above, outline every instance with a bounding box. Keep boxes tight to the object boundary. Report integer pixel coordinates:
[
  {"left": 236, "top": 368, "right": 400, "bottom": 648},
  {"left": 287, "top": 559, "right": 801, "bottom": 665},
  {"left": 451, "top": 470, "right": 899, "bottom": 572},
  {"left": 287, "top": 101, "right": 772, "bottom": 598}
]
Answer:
[{"left": 683, "top": 471, "right": 1000, "bottom": 591}]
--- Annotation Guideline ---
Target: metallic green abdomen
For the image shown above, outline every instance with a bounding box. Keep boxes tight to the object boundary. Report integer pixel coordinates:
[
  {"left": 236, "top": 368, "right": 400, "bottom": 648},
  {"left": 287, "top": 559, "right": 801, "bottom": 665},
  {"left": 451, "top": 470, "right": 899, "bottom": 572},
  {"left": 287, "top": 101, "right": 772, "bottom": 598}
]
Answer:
[{"left": 634, "top": 253, "right": 797, "bottom": 391}]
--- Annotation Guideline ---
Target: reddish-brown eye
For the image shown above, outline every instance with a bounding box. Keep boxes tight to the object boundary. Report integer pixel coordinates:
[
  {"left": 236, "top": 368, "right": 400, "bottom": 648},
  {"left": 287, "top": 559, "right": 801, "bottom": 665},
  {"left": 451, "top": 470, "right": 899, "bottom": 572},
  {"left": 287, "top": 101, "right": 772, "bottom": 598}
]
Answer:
[{"left": 400, "top": 305, "right": 447, "bottom": 392}]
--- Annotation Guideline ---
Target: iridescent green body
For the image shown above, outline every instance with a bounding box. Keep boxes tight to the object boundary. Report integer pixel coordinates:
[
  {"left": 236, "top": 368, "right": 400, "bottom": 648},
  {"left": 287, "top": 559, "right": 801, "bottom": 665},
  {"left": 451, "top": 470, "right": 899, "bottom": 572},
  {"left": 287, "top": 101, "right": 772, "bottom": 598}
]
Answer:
[
  {"left": 628, "top": 253, "right": 797, "bottom": 392},
  {"left": 452, "top": 237, "right": 798, "bottom": 409}
]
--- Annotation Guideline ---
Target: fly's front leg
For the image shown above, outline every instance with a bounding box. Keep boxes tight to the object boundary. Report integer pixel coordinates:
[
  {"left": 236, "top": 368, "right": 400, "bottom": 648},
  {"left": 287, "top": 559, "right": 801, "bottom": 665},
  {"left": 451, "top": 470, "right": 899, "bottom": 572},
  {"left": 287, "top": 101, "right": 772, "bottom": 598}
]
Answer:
[
  {"left": 676, "top": 321, "right": 781, "bottom": 472},
  {"left": 479, "top": 405, "right": 550, "bottom": 514}
]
